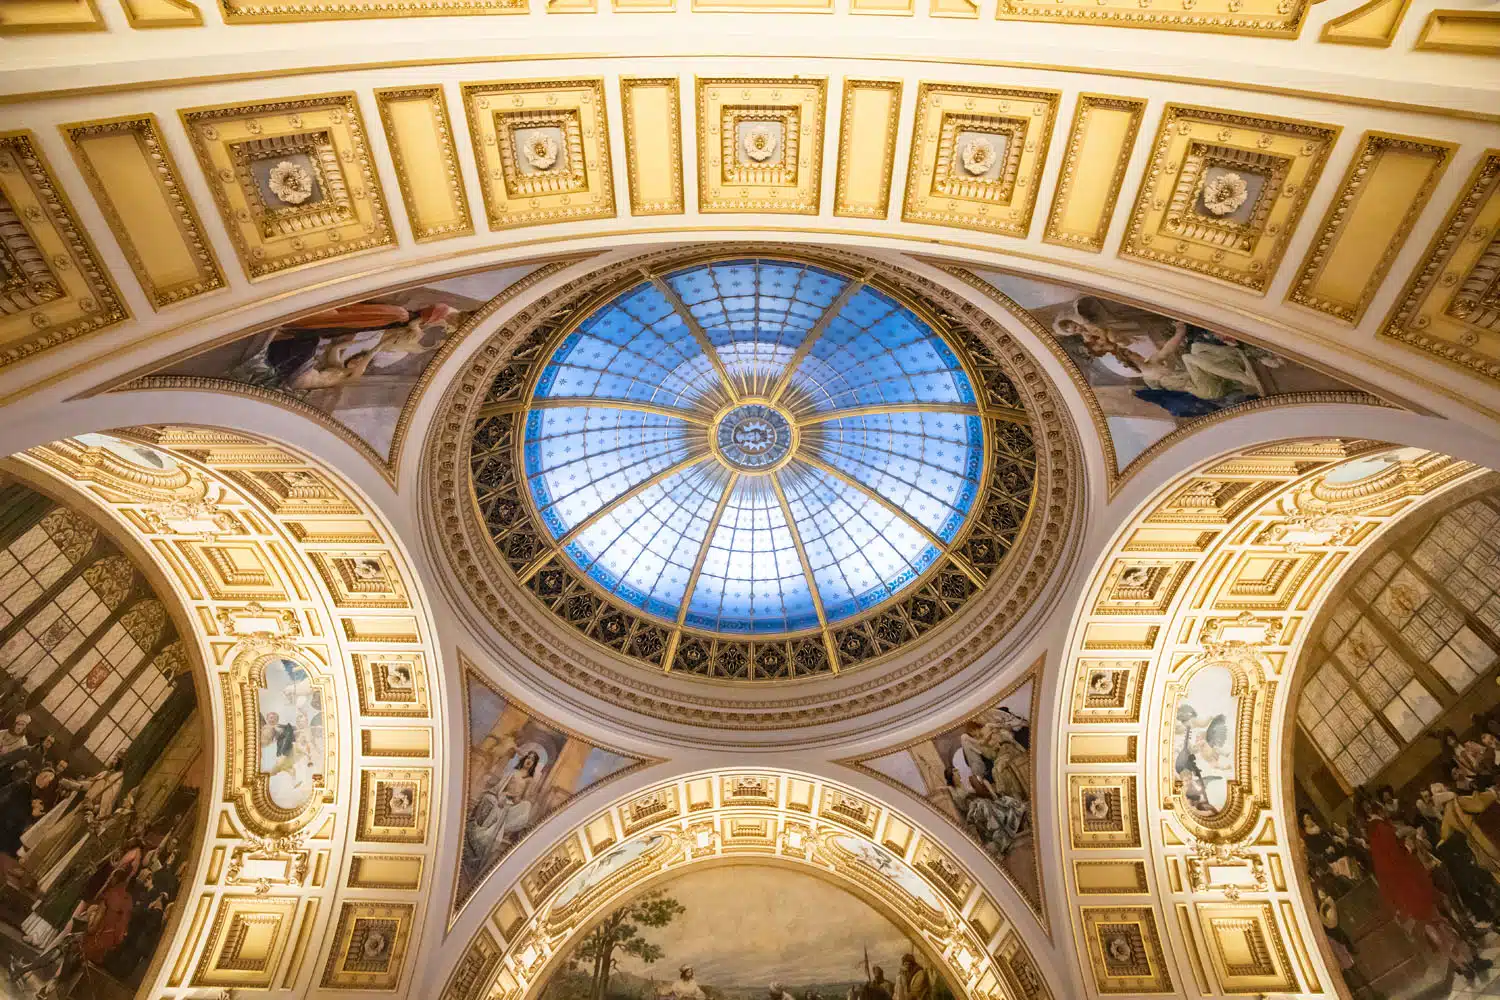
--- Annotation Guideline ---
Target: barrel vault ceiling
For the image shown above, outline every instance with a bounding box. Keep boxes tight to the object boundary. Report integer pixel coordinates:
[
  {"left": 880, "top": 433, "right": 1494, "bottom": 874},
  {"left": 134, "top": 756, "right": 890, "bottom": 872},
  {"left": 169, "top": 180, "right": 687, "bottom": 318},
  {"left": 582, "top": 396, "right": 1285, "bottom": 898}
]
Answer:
[{"left": 0, "top": 5, "right": 1498, "bottom": 1000}]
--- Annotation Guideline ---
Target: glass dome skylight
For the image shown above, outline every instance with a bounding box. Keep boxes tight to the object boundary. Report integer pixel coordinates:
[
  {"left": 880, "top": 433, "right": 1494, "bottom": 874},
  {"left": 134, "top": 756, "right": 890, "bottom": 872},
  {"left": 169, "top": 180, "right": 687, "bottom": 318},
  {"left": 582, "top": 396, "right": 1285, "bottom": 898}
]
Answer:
[{"left": 517, "top": 259, "right": 986, "bottom": 645}]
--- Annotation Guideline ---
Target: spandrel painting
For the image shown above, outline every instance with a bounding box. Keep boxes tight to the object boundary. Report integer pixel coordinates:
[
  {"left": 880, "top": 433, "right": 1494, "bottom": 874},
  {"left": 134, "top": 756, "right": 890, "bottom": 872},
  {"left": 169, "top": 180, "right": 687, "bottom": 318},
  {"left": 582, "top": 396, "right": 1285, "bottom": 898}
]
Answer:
[
  {"left": 0, "top": 477, "right": 203, "bottom": 999},
  {"left": 1293, "top": 479, "right": 1500, "bottom": 998},
  {"left": 457, "top": 668, "right": 647, "bottom": 914},
  {"left": 538, "top": 866, "right": 955, "bottom": 1000},
  {"left": 849, "top": 678, "right": 1040, "bottom": 914},
  {"left": 1173, "top": 665, "right": 1238, "bottom": 819},
  {"left": 255, "top": 657, "right": 326, "bottom": 813},
  {"left": 131, "top": 265, "right": 541, "bottom": 461},
  {"left": 969, "top": 269, "right": 1378, "bottom": 471}
]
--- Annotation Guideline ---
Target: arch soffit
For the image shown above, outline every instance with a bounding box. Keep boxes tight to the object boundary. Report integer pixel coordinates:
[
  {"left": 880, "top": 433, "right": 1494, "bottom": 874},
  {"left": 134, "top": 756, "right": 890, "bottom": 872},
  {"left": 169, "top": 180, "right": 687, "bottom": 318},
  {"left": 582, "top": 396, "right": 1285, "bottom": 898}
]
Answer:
[
  {"left": 10, "top": 426, "right": 446, "bottom": 997},
  {"left": 438, "top": 770, "right": 1060, "bottom": 1000},
  {"left": 1054, "top": 437, "right": 1484, "bottom": 997}
]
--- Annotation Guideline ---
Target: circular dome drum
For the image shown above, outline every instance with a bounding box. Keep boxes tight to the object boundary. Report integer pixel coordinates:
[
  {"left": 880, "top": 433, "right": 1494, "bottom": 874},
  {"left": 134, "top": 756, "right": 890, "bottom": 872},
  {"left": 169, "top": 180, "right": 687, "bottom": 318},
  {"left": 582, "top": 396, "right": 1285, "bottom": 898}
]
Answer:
[{"left": 433, "top": 245, "right": 1079, "bottom": 728}]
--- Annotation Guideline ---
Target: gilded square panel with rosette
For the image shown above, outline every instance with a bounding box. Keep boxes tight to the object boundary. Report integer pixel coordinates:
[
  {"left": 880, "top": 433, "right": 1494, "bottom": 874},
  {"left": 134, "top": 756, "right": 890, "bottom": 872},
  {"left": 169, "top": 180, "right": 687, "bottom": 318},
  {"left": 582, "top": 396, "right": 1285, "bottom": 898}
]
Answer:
[
  {"left": 696, "top": 78, "right": 826, "bottom": 215},
  {"left": 1068, "top": 774, "right": 1140, "bottom": 848},
  {"left": 179, "top": 94, "right": 394, "bottom": 281},
  {"left": 321, "top": 901, "right": 414, "bottom": 990},
  {"left": 0, "top": 131, "right": 127, "bottom": 370},
  {"left": 1080, "top": 907, "right": 1174, "bottom": 995},
  {"left": 1380, "top": 150, "right": 1500, "bottom": 387},
  {"left": 901, "top": 83, "right": 1059, "bottom": 238},
  {"left": 1121, "top": 105, "right": 1338, "bottom": 293},
  {"left": 462, "top": 79, "right": 615, "bottom": 231},
  {"left": 357, "top": 767, "right": 430, "bottom": 843}
]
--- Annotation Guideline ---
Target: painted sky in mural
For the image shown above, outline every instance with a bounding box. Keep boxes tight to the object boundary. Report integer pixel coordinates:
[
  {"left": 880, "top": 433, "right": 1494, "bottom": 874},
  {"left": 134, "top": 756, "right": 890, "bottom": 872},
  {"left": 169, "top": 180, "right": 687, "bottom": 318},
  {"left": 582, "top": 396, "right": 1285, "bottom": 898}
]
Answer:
[
  {"left": 256, "top": 656, "right": 326, "bottom": 813},
  {"left": 1293, "top": 478, "right": 1500, "bottom": 999},
  {"left": 972, "top": 270, "right": 1373, "bottom": 471},
  {"left": 855, "top": 678, "right": 1038, "bottom": 912},
  {"left": 139, "top": 264, "right": 538, "bottom": 460},
  {"left": 458, "top": 669, "right": 643, "bottom": 912},
  {"left": 539, "top": 866, "right": 953, "bottom": 1000}
]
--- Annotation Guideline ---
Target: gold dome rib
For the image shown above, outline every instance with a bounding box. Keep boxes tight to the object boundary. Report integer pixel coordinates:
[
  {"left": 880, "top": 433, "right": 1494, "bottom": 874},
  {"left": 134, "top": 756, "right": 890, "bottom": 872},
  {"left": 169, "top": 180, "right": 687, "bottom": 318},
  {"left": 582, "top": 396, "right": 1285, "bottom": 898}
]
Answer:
[
  {"left": 765, "top": 273, "right": 869, "bottom": 405},
  {"left": 648, "top": 272, "right": 742, "bottom": 404},
  {"left": 663, "top": 470, "right": 740, "bottom": 673},
  {"left": 478, "top": 396, "right": 712, "bottom": 426},
  {"left": 770, "top": 473, "right": 841, "bottom": 674},
  {"left": 518, "top": 451, "right": 712, "bottom": 584},
  {"left": 795, "top": 452, "right": 986, "bottom": 588},
  {"left": 797, "top": 402, "right": 986, "bottom": 426}
]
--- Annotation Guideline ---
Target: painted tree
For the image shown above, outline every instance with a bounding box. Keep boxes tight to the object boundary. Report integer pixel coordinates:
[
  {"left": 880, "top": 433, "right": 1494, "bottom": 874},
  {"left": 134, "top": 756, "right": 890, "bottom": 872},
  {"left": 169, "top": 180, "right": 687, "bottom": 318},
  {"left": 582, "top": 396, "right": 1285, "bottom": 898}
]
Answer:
[{"left": 571, "top": 890, "right": 686, "bottom": 1000}]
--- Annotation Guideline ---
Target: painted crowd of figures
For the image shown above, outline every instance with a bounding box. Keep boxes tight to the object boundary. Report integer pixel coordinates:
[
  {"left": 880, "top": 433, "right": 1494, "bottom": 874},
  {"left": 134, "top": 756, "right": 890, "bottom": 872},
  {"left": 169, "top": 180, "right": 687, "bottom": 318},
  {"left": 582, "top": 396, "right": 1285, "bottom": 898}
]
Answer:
[
  {"left": 0, "top": 711, "right": 193, "bottom": 999},
  {"left": 1300, "top": 711, "right": 1500, "bottom": 996},
  {"left": 654, "top": 955, "right": 938, "bottom": 1000}
]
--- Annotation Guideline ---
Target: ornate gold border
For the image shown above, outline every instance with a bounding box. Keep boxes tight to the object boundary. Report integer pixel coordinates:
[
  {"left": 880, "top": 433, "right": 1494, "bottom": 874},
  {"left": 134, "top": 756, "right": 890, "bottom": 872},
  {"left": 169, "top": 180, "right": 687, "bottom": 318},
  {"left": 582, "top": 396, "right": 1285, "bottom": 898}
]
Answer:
[
  {"left": 694, "top": 76, "right": 828, "bottom": 216},
  {"left": 374, "top": 84, "right": 475, "bottom": 243},
  {"left": 59, "top": 111, "right": 227, "bottom": 309},
  {"left": 220, "top": 0, "right": 525, "bottom": 22}
]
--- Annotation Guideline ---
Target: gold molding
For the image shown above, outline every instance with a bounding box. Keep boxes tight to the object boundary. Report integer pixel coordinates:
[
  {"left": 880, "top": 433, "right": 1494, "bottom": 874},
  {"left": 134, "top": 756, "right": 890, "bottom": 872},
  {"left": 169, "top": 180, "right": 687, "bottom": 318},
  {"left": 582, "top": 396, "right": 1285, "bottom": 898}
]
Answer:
[
  {"left": 1042, "top": 93, "right": 1147, "bottom": 253},
  {"left": 996, "top": 0, "right": 1308, "bottom": 36},
  {"left": 220, "top": 0, "right": 524, "bottom": 22},
  {"left": 120, "top": 0, "right": 203, "bottom": 26},
  {"left": 0, "top": 129, "right": 130, "bottom": 370},
  {"left": 620, "top": 77, "right": 686, "bottom": 217},
  {"left": 901, "top": 82, "right": 1060, "bottom": 239},
  {"left": 833, "top": 78, "right": 902, "bottom": 220},
  {"left": 1318, "top": 0, "right": 1411, "bottom": 46},
  {"left": 1119, "top": 103, "right": 1339, "bottom": 293},
  {"left": 460, "top": 77, "right": 616, "bottom": 231},
  {"left": 60, "top": 112, "right": 227, "bottom": 309},
  {"left": 1415, "top": 8, "right": 1500, "bottom": 54},
  {"left": 695, "top": 76, "right": 828, "bottom": 215},
  {"left": 178, "top": 91, "right": 396, "bottom": 281},
  {"left": 374, "top": 84, "right": 476, "bottom": 243},
  {"left": 1287, "top": 130, "right": 1456, "bottom": 324},
  {"left": 0, "top": 0, "right": 104, "bottom": 33}
]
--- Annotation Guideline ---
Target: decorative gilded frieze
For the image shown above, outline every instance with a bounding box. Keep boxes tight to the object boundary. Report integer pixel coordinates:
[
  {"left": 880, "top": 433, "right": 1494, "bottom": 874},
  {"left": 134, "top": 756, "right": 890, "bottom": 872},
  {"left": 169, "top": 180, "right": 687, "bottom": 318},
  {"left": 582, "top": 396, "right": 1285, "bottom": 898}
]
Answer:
[
  {"left": 0, "top": 130, "right": 128, "bottom": 369},
  {"left": 996, "top": 0, "right": 1309, "bottom": 36},
  {"left": 179, "top": 93, "right": 395, "bottom": 280},
  {"left": 620, "top": 77, "right": 685, "bottom": 216},
  {"left": 1288, "top": 130, "right": 1455, "bottom": 324},
  {"left": 1379, "top": 149, "right": 1500, "bottom": 385},
  {"left": 61, "top": 112, "right": 226, "bottom": 309},
  {"left": 461, "top": 78, "right": 616, "bottom": 231},
  {"left": 1120, "top": 104, "right": 1339, "bottom": 293},
  {"left": 374, "top": 85, "right": 475, "bottom": 242},
  {"left": 219, "top": 0, "right": 523, "bottom": 21},
  {"left": 833, "top": 78, "right": 902, "bottom": 220},
  {"left": 901, "top": 82, "right": 1060, "bottom": 238},
  {"left": 696, "top": 77, "right": 827, "bottom": 215},
  {"left": 1042, "top": 94, "right": 1147, "bottom": 253}
]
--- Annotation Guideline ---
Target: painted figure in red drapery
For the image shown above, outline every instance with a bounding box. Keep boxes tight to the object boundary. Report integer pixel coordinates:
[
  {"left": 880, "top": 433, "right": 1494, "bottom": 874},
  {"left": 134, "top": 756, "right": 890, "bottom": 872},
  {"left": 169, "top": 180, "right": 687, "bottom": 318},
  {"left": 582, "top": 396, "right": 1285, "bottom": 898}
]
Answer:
[
  {"left": 1367, "top": 811, "right": 1438, "bottom": 923},
  {"left": 81, "top": 868, "right": 132, "bottom": 964}
]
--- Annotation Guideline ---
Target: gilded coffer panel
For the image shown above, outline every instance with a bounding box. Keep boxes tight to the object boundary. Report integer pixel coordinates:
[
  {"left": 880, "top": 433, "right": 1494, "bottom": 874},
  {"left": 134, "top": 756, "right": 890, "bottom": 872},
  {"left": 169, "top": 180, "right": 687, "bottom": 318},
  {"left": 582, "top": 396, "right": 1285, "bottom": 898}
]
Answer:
[
  {"left": 61, "top": 112, "right": 227, "bottom": 309},
  {"left": 462, "top": 78, "right": 616, "bottom": 231},
  {"left": 1043, "top": 94, "right": 1147, "bottom": 253},
  {"left": 0, "top": 130, "right": 128, "bottom": 369},
  {"left": 120, "top": 0, "right": 203, "bottom": 26},
  {"left": 179, "top": 93, "right": 396, "bottom": 280},
  {"left": 1289, "top": 131, "right": 1455, "bottom": 324},
  {"left": 374, "top": 85, "right": 474, "bottom": 243},
  {"left": 1120, "top": 104, "right": 1339, "bottom": 293},
  {"left": 320, "top": 901, "right": 415, "bottom": 990},
  {"left": 995, "top": 0, "right": 1308, "bottom": 35},
  {"left": 0, "top": 0, "right": 103, "bottom": 32},
  {"left": 696, "top": 77, "right": 828, "bottom": 215},
  {"left": 620, "top": 78, "right": 685, "bottom": 216},
  {"left": 901, "top": 82, "right": 1060, "bottom": 238},
  {"left": 220, "top": 0, "right": 523, "bottom": 21},
  {"left": 1081, "top": 906, "right": 1175, "bottom": 994},
  {"left": 833, "top": 79, "right": 902, "bottom": 220},
  {"left": 1380, "top": 149, "right": 1500, "bottom": 386}
]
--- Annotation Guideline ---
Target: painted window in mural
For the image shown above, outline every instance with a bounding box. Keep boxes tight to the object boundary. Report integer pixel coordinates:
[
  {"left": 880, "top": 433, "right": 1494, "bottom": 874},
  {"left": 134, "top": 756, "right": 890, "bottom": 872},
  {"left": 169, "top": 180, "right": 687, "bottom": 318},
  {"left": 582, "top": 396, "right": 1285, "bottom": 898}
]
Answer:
[
  {"left": 539, "top": 866, "right": 954, "bottom": 1000},
  {"left": 456, "top": 669, "right": 644, "bottom": 913},
  {"left": 970, "top": 270, "right": 1378, "bottom": 471},
  {"left": 256, "top": 657, "right": 326, "bottom": 813},
  {"left": 1293, "top": 479, "right": 1500, "bottom": 998},
  {"left": 0, "top": 477, "right": 200, "bottom": 999},
  {"left": 130, "top": 266, "right": 540, "bottom": 461}
]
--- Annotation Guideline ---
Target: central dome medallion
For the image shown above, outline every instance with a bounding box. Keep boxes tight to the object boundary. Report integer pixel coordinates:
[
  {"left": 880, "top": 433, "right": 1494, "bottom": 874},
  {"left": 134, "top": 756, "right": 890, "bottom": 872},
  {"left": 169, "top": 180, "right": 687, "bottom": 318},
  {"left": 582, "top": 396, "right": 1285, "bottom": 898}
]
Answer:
[{"left": 521, "top": 259, "right": 985, "bottom": 640}]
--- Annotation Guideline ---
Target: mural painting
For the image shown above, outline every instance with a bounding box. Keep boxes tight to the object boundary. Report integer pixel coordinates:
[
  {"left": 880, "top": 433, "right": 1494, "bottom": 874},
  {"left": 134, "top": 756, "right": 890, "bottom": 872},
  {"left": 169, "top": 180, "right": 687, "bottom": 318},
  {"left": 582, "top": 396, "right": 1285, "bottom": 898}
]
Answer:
[
  {"left": 1173, "top": 666, "right": 1237, "bottom": 819},
  {"left": 0, "top": 477, "right": 202, "bottom": 999},
  {"left": 456, "top": 668, "right": 647, "bottom": 913},
  {"left": 132, "top": 264, "right": 540, "bottom": 461},
  {"left": 539, "top": 866, "right": 954, "bottom": 1000},
  {"left": 971, "top": 270, "right": 1376, "bottom": 471},
  {"left": 1293, "top": 479, "right": 1500, "bottom": 998},
  {"left": 849, "top": 677, "right": 1039, "bottom": 912},
  {"left": 255, "top": 657, "right": 326, "bottom": 813}
]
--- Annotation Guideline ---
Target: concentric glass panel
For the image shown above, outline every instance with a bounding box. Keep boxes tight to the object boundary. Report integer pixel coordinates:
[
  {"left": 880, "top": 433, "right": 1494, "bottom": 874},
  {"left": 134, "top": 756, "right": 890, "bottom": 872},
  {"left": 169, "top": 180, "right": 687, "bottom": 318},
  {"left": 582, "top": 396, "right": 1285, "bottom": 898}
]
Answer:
[{"left": 520, "top": 259, "right": 987, "bottom": 637}]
